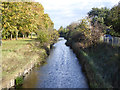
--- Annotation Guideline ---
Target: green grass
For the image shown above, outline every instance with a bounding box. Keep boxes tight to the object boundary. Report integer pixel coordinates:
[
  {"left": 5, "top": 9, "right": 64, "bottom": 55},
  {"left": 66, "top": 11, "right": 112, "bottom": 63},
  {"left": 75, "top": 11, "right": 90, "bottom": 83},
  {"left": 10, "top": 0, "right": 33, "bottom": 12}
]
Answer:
[
  {"left": 2, "top": 39, "right": 32, "bottom": 54},
  {"left": 2, "top": 38, "right": 47, "bottom": 88},
  {"left": 84, "top": 42, "right": 120, "bottom": 88}
]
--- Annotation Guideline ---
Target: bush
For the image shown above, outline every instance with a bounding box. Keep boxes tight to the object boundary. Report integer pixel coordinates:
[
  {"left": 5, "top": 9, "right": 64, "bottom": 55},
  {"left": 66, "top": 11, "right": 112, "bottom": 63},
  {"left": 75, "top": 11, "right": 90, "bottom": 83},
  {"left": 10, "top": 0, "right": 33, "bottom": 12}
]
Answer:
[
  {"left": 15, "top": 76, "right": 24, "bottom": 88},
  {"left": 50, "top": 30, "right": 59, "bottom": 43},
  {"left": 37, "top": 30, "right": 50, "bottom": 45}
]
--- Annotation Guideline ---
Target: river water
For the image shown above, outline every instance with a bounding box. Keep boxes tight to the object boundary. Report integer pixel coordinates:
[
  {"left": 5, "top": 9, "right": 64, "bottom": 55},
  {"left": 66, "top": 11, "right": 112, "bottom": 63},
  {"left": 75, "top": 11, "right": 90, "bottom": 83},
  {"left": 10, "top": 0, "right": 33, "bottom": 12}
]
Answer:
[{"left": 22, "top": 38, "right": 89, "bottom": 88}]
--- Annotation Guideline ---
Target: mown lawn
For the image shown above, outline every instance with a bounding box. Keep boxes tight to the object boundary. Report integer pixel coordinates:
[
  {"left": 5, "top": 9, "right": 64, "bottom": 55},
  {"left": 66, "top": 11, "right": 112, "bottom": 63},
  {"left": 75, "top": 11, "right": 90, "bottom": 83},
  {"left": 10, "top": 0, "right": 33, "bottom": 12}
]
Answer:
[{"left": 2, "top": 38, "right": 47, "bottom": 87}]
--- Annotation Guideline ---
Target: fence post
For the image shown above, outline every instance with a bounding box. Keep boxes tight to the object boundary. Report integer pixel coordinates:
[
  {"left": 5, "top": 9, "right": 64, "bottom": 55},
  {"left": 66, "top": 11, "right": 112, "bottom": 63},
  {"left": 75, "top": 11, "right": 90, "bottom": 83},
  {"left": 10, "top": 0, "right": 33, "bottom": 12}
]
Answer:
[
  {"left": 112, "top": 37, "right": 113, "bottom": 46},
  {"left": 116, "top": 37, "right": 119, "bottom": 45},
  {"left": 119, "top": 38, "right": 120, "bottom": 46},
  {"left": 102, "top": 36, "right": 120, "bottom": 46},
  {"left": 115, "top": 37, "right": 117, "bottom": 44},
  {"left": 100, "top": 36, "right": 103, "bottom": 42},
  {"left": 107, "top": 37, "right": 109, "bottom": 43},
  {"left": 104, "top": 37, "right": 107, "bottom": 42},
  {"left": 103, "top": 36, "right": 105, "bottom": 42}
]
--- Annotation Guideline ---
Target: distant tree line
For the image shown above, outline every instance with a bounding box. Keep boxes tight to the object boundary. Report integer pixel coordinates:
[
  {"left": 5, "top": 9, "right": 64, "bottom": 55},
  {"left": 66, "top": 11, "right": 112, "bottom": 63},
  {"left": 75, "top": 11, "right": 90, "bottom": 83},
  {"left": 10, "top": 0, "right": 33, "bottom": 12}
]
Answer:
[
  {"left": 59, "top": 2, "right": 120, "bottom": 38},
  {"left": 58, "top": 26, "right": 69, "bottom": 37}
]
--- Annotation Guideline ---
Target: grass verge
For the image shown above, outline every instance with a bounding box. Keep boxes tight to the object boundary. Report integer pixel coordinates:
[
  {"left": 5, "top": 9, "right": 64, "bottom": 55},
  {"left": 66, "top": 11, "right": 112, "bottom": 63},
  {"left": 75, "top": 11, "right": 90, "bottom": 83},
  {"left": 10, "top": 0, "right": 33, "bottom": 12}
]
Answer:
[{"left": 2, "top": 38, "right": 47, "bottom": 88}]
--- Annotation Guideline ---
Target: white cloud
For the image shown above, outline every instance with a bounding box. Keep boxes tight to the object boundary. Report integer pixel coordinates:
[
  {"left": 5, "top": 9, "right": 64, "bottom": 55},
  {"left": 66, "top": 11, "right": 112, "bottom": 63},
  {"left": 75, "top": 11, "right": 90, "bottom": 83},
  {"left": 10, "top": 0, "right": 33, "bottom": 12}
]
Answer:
[{"left": 35, "top": 0, "right": 120, "bottom": 29}]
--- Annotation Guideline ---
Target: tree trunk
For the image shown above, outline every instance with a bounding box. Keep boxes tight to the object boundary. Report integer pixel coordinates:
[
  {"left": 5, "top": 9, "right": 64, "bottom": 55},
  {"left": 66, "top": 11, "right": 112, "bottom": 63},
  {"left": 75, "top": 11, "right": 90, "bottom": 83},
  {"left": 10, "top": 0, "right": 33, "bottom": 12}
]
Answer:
[
  {"left": 31, "top": 32, "right": 33, "bottom": 39},
  {"left": 0, "top": 36, "right": 1, "bottom": 46},
  {"left": 10, "top": 33, "right": 12, "bottom": 40},
  {"left": 27, "top": 34, "right": 29, "bottom": 38},
  {"left": 26, "top": 33, "right": 29, "bottom": 38},
  {"left": 16, "top": 31, "right": 18, "bottom": 40},
  {"left": 23, "top": 34, "right": 24, "bottom": 39},
  {"left": 0, "top": 37, "right": 2, "bottom": 46}
]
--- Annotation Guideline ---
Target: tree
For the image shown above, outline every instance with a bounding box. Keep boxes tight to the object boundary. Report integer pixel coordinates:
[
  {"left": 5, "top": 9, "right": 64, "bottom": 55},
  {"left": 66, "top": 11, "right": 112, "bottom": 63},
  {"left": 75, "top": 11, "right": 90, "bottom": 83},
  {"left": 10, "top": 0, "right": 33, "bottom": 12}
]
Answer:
[
  {"left": 88, "top": 7, "right": 110, "bottom": 26},
  {"left": 107, "top": 3, "right": 120, "bottom": 36},
  {"left": 1, "top": 2, "right": 59, "bottom": 43},
  {"left": 88, "top": 3, "right": 120, "bottom": 36}
]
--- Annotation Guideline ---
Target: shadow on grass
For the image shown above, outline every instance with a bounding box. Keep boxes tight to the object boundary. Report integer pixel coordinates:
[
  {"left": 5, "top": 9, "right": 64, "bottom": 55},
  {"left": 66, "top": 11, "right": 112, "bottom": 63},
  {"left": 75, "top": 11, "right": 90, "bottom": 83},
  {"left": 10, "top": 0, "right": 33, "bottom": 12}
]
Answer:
[
  {"left": 67, "top": 40, "right": 120, "bottom": 88},
  {"left": 82, "top": 42, "right": 120, "bottom": 88},
  {"left": 22, "top": 38, "right": 37, "bottom": 42}
]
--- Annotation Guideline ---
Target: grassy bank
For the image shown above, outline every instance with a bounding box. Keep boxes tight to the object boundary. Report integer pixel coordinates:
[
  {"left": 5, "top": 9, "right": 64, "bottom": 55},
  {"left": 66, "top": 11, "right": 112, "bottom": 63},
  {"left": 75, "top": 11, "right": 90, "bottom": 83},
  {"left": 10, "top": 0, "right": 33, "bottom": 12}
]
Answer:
[
  {"left": 66, "top": 41, "right": 120, "bottom": 88},
  {"left": 2, "top": 38, "right": 48, "bottom": 88}
]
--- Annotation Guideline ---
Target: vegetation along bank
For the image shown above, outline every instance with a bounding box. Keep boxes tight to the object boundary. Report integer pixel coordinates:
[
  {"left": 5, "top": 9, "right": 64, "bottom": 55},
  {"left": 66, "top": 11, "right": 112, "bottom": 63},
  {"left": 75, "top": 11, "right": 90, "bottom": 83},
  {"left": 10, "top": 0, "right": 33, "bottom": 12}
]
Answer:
[
  {"left": 58, "top": 2, "right": 120, "bottom": 88},
  {"left": 1, "top": 2, "right": 59, "bottom": 88}
]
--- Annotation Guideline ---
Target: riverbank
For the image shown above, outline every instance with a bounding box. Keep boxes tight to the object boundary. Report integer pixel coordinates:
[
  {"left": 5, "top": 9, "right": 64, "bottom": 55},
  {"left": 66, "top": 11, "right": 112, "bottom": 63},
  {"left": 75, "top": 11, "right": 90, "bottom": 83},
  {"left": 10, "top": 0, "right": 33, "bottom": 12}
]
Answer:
[
  {"left": 2, "top": 38, "right": 52, "bottom": 88},
  {"left": 66, "top": 40, "right": 120, "bottom": 88}
]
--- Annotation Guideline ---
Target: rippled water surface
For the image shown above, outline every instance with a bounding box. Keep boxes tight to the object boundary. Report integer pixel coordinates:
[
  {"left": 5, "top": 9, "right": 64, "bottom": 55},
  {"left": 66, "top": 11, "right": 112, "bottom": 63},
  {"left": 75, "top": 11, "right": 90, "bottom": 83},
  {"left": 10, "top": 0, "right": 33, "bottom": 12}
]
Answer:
[{"left": 22, "top": 38, "right": 89, "bottom": 88}]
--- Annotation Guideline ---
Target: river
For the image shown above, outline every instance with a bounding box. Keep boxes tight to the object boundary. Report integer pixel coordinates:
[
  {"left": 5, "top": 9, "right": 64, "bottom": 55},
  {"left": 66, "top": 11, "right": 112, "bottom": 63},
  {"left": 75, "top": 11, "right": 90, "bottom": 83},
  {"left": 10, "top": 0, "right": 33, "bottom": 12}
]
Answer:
[{"left": 22, "top": 38, "right": 89, "bottom": 88}]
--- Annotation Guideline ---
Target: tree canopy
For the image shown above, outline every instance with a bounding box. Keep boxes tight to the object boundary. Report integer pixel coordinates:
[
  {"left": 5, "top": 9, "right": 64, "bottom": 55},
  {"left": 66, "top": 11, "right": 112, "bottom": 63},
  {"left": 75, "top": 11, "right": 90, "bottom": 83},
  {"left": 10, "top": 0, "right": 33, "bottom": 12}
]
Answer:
[
  {"left": 88, "top": 3, "right": 120, "bottom": 36},
  {"left": 2, "top": 2, "right": 58, "bottom": 41}
]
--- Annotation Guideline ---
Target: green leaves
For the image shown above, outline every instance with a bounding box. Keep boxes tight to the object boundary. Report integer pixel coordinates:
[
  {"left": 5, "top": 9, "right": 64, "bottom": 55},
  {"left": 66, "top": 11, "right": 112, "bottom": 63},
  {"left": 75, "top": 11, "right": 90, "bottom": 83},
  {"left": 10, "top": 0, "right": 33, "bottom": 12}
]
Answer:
[
  {"left": 88, "top": 7, "right": 110, "bottom": 25},
  {"left": 37, "top": 30, "right": 50, "bottom": 44},
  {"left": 88, "top": 2, "right": 120, "bottom": 36}
]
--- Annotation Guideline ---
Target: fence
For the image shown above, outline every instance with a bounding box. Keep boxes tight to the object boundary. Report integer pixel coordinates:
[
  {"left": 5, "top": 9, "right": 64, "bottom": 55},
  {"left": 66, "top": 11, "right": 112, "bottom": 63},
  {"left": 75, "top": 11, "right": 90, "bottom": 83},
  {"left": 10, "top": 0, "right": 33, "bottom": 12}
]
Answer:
[{"left": 100, "top": 36, "right": 120, "bottom": 46}]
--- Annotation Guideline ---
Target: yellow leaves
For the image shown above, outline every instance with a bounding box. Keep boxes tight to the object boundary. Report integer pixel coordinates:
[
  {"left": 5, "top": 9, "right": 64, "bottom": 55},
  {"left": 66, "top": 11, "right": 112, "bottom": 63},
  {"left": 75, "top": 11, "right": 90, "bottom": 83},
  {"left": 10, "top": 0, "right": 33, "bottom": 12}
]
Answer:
[
  {"left": 4, "top": 24, "right": 6, "bottom": 28},
  {"left": 19, "top": 26, "right": 23, "bottom": 30},
  {"left": 2, "top": 2, "right": 55, "bottom": 39},
  {"left": 4, "top": 22, "right": 10, "bottom": 28}
]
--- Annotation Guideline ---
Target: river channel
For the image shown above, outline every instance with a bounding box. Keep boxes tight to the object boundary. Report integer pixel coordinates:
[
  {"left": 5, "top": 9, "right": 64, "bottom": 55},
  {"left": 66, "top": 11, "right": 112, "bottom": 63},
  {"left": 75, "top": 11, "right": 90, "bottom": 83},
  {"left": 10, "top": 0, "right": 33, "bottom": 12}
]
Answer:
[{"left": 22, "top": 38, "right": 89, "bottom": 88}]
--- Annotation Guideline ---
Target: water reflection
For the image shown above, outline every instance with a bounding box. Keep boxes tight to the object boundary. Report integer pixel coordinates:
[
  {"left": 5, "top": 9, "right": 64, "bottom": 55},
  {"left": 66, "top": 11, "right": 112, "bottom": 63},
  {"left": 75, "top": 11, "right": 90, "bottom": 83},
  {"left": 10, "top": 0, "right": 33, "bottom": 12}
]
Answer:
[{"left": 22, "top": 69, "right": 38, "bottom": 88}]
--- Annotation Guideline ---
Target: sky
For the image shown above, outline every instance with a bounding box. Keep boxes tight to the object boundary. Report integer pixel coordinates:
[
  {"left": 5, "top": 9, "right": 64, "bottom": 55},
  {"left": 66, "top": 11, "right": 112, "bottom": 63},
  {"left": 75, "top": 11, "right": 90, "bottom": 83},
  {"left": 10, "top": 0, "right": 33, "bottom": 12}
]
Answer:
[{"left": 35, "top": 0, "right": 119, "bottom": 30}]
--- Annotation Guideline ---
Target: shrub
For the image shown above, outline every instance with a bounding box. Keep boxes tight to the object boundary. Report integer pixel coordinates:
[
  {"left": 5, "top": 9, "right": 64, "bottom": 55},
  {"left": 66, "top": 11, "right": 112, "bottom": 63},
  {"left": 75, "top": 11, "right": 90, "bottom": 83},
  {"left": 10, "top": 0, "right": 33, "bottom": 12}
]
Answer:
[
  {"left": 37, "top": 30, "right": 50, "bottom": 45},
  {"left": 15, "top": 76, "right": 24, "bottom": 88}
]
